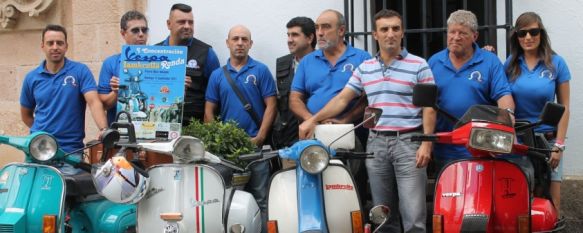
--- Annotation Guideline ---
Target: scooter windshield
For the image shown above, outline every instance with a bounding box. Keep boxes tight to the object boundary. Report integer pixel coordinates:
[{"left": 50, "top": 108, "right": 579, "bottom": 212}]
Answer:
[{"left": 453, "top": 105, "right": 513, "bottom": 129}]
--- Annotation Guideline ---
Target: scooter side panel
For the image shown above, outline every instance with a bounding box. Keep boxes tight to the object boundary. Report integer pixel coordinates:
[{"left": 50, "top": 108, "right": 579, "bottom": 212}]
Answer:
[
  {"left": 138, "top": 164, "right": 225, "bottom": 233},
  {"left": 227, "top": 190, "right": 261, "bottom": 233},
  {"left": 434, "top": 160, "right": 493, "bottom": 232},
  {"left": 0, "top": 164, "right": 65, "bottom": 233},
  {"left": 492, "top": 160, "right": 529, "bottom": 232},
  {"left": 322, "top": 164, "right": 361, "bottom": 233},
  {"left": 267, "top": 169, "right": 298, "bottom": 233}
]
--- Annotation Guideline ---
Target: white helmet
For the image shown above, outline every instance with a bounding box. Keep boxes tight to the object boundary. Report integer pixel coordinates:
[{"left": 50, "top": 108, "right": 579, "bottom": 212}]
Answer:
[{"left": 92, "top": 156, "right": 149, "bottom": 204}]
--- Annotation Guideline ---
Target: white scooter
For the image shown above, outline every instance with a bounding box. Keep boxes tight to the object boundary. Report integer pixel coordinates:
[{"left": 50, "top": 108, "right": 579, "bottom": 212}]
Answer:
[{"left": 98, "top": 121, "right": 262, "bottom": 233}]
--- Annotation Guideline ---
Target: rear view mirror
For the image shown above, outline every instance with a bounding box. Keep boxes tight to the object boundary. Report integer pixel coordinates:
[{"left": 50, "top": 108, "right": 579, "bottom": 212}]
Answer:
[
  {"left": 369, "top": 205, "right": 390, "bottom": 225},
  {"left": 412, "top": 84, "right": 438, "bottom": 108},
  {"left": 101, "top": 129, "right": 120, "bottom": 150},
  {"left": 363, "top": 107, "right": 383, "bottom": 129},
  {"left": 539, "top": 102, "right": 565, "bottom": 127}
]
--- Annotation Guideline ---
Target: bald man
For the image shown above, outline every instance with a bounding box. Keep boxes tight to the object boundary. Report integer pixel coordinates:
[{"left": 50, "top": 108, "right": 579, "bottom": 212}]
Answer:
[{"left": 204, "top": 25, "right": 276, "bottom": 230}]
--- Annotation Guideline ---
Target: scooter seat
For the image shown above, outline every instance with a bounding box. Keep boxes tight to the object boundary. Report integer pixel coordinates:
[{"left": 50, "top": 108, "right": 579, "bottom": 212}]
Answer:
[{"left": 65, "top": 172, "right": 98, "bottom": 197}]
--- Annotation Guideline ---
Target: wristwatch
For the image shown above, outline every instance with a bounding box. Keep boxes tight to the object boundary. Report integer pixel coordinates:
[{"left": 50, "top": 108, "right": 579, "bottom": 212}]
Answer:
[
  {"left": 554, "top": 142, "right": 566, "bottom": 152},
  {"left": 505, "top": 108, "right": 515, "bottom": 115}
]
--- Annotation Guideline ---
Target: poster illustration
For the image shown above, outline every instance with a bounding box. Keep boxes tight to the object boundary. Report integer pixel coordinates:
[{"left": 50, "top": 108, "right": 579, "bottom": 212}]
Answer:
[{"left": 117, "top": 45, "right": 187, "bottom": 140}]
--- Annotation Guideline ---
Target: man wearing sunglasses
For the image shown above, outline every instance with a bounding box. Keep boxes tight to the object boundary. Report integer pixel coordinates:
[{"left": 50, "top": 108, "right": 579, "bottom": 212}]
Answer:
[
  {"left": 428, "top": 10, "right": 515, "bottom": 169},
  {"left": 98, "top": 10, "right": 149, "bottom": 125},
  {"left": 157, "top": 3, "right": 220, "bottom": 126}
]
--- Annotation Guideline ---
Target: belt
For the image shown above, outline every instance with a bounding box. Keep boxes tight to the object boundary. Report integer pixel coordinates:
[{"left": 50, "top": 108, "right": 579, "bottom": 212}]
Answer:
[
  {"left": 543, "top": 131, "right": 557, "bottom": 141},
  {"left": 371, "top": 127, "right": 421, "bottom": 137}
]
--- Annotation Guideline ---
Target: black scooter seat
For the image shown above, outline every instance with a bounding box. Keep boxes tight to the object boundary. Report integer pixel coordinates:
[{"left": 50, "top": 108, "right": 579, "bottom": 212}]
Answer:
[{"left": 65, "top": 172, "right": 98, "bottom": 197}]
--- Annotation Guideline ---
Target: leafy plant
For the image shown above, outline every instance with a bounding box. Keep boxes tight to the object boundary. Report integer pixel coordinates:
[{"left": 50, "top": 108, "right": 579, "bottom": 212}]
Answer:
[{"left": 182, "top": 119, "right": 255, "bottom": 166}]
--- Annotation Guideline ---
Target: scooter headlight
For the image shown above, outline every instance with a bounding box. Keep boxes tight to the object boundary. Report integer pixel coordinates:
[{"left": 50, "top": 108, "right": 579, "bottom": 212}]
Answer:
[
  {"left": 29, "top": 134, "right": 58, "bottom": 161},
  {"left": 469, "top": 128, "right": 514, "bottom": 154},
  {"left": 299, "top": 145, "right": 329, "bottom": 174},
  {"left": 172, "top": 136, "right": 205, "bottom": 163}
]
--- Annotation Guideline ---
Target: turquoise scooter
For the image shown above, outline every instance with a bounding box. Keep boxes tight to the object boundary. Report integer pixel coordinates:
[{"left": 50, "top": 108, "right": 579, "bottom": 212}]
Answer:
[{"left": 0, "top": 131, "right": 136, "bottom": 233}]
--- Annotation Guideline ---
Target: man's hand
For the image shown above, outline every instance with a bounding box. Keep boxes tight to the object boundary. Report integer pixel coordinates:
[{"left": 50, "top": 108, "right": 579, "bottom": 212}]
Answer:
[
  {"left": 185, "top": 76, "right": 192, "bottom": 89},
  {"left": 549, "top": 150, "right": 562, "bottom": 169},
  {"left": 250, "top": 135, "right": 265, "bottom": 147},
  {"left": 298, "top": 118, "right": 317, "bottom": 139},
  {"left": 415, "top": 142, "right": 432, "bottom": 168},
  {"left": 109, "top": 77, "right": 120, "bottom": 93}
]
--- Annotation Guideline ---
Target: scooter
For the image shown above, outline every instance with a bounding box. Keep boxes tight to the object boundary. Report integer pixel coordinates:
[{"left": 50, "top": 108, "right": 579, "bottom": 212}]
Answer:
[
  {"left": 411, "top": 83, "right": 566, "bottom": 232},
  {"left": 95, "top": 121, "right": 261, "bottom": 233},
  {"left": 0, "top": 130, "right": 136, "bottom": 233},
  {"left": 261, "top": 107, "right": 382, "bottom": 233}
]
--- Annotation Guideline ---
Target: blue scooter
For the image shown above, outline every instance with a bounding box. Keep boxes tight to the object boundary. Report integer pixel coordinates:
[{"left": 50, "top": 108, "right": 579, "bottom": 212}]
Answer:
[
  {"left": 248, "top": 107, "right": 382, "bottom": 233},
  {"left": 0, "top": 131, "right": 136, "bottom": 233}
]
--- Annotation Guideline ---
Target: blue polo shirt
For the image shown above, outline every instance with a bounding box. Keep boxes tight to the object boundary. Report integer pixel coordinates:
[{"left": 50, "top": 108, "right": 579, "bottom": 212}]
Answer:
[
  {"left": 505, "top": 54, "right": 571, "bottom": 133},
  {"left": 291, "top": 44, "right": 371, "bottom": 115},
  {"left": 428, "top": 43, "right": 511, "bottom": 159},
  {"left": 160, "top": 37, "right": 220, "bottom": 78},
  {"left": 205, "top": 57, "right": 276, "bottom": 137},
  {"left": 97, "top": 53, "right": 121, "bottom": 125},
  {"left": 20, "top": 58, "right": 97, "bottom": 153}
]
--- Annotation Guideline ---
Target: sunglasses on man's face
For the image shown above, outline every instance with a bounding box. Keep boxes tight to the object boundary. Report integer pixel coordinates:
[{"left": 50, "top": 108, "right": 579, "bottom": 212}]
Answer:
[
  {"left": 516, "top": 28, "right": 541, "bottom": 38},
  {"left": 129, "top": 27, "right": 149, "bottom": 35}
]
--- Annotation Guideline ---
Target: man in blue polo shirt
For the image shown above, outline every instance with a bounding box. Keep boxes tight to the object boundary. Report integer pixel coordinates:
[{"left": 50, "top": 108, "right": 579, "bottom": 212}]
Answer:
[
  {"left": 158, "top": 3, "right": 220, "bottom": 125},
  {"left": 428, "top": 10, "right": 515, "bottom": 167},
  {"left": 20, "top": 24, "right": 108, "bottom": 174},
  {"left": 98, "top": 10, "right": 148, "bottom": 125},
  {"left": 299, "top": 10, "right": 435, "bottom": 232},
  {"left": 204, "top": 25, "right": 276, "bottom": 231}
]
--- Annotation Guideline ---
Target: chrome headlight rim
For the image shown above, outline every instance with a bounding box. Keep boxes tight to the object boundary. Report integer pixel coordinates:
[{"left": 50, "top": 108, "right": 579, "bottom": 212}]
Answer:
[
  {"left": 299, "top": 145, "right": 330, "bottom": 174},
  {"left": 171, "top": 136, "right": 205, "bottom": 163},
  {"left": 29, "top": 134, "right": 58, "bottom": 161},
  {"left": 469, "top": 127, "right": 514, "bottom": 154}
]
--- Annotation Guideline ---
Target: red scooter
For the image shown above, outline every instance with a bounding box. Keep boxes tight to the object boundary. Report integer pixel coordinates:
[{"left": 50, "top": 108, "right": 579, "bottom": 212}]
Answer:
[{"left": 411, "top": 84, "right": 565, "bottom": 233}]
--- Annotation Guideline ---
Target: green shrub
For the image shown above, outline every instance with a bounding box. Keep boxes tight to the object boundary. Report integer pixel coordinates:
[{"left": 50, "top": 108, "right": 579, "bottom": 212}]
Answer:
[{"left": 182, "top": 119, "right": 255, "bottom": 166}]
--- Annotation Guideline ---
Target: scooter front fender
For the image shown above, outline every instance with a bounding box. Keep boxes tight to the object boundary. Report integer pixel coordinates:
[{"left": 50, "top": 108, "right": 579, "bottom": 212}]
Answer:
[
  {"left": 0, "top": 163, "right": 65, "bottom": 233},
  {"left": 268, "top": 163, "right": 361, "bottom": 233}
]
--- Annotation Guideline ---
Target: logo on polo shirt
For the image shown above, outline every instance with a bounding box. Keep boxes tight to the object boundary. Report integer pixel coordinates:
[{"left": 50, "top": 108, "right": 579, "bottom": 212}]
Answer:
[
  {"left": 187, "top": 59, "right": 200, "bottom": 69},
  {"left": 62, "top": 76, "right": 77, "bottom": 87},
  {"left": 540, "top": 69, "right": 554, "bottom": 80},
  {"left": 342, "top": 63, "right": 355, "bottom": 73},
  {"left": 245, "top": 74, "right": 257, "bottom": 85},
  {"left": 468, "top": 71, "right": 483, "bottom": 83}
]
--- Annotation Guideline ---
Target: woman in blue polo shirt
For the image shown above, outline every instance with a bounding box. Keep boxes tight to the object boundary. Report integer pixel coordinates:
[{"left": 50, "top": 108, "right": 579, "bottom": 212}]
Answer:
[{"left": 504, "top": 12, "right": 571, "bottom": 216}]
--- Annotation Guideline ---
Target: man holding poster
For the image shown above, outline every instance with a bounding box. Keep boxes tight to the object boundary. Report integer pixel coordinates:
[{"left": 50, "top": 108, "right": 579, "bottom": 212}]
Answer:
[{"left": 98, "top": 10, "right": 149, "bottom": 125}]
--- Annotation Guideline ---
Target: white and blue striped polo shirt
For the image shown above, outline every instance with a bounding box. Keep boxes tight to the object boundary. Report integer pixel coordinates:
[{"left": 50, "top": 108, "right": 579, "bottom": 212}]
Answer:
[{"left": 346, "top": 49, "right": 434, "bottom": 131}]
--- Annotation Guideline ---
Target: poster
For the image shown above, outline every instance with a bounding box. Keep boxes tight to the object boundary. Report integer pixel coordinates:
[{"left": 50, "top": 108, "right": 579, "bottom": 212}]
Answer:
[{"left": 117, "top": 45, "right": 187, "bottom": 140}]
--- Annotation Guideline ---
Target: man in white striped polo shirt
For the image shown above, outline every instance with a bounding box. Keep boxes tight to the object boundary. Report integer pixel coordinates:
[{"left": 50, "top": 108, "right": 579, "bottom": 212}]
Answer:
[{"left": 299, "top": 9, "right": 436, "bottom": 233}]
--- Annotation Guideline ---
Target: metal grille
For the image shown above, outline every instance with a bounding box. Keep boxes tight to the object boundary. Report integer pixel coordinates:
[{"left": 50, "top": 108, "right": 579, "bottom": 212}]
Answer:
[
  {"left": 344, "top": 0, "right": 514, "bottom": 59},
  {"left": 0, "top": 224, "right": 14, "bottom": 233}
]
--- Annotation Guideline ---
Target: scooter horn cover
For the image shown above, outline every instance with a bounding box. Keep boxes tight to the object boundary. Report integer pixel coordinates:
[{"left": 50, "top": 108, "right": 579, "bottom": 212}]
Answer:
[{"left": 91, "top": 156, "right": 150, "bottom": 204}]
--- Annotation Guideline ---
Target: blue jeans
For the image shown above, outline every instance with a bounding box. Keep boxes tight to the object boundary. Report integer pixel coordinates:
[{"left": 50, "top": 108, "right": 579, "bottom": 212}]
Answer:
[
  {"left": 244, "top": 160, "right": 269, "bottom": 233},
  {"left": 366, "top": 131, "right": 426, "bottom": 233}
]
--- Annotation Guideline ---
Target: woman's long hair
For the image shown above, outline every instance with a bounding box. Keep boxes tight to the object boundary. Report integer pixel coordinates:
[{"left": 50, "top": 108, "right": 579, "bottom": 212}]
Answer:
[{"left": 506, "top": 12, "right": 555, "bottom": 81}]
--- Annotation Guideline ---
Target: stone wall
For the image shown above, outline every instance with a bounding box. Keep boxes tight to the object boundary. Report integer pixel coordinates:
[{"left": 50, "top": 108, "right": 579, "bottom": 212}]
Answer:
[{"left": 0, "top": 0, "right": 145, "bottom": 164}]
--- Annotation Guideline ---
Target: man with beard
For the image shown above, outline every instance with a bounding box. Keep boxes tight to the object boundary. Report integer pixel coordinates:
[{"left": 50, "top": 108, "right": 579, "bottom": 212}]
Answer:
[
  {"left": 205, "top": 25, "right": 277, "bottom": 231},
  {"left": 20, "top": 24, "right": 108, "bottom": 174},
  {"left": 158, "top": 3, "right": 220, "bottom": 125},
  {"left": 98, "top": 10, "right": 149, "bottom": 125},
  {"left": 290, "top": 9, "right": 371, "bottom": 201},
  {"left": 428, "top": 10, "right": 514, "bottom": 169},
  {"left": 272, "top": 16, "right": 315, "bottom": 150}
]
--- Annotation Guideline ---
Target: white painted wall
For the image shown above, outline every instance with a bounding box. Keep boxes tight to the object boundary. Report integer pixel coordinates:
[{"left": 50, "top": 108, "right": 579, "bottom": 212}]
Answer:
[{"left": 147, "top": 1, "right": 582, "bottom": 175}]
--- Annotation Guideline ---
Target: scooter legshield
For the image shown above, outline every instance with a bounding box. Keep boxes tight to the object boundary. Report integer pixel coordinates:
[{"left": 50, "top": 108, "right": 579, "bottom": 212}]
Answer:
[
  {"left": 267, "top": 163, "right": 361, "bottom": 233},
  {"left": 434, "top": 160, "right": 529, "bottom": 232},
  {"left": 0, "top": 163, "right": 65, "bottom": 233},
  {"left": 138, "top": 164, "right": 225, "bottom": 233}
]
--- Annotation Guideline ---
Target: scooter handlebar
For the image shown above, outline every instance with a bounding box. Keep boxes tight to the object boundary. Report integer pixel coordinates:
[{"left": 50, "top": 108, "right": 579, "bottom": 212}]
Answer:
[
  {"left": 335, "top": 150, "right": 373, "bottom": 159},
  {"left": 527, "top": 150, "right": 549, "bottom": 161},
  {"left": 410, "top": 135, "right": 438, "bottom": 142}
]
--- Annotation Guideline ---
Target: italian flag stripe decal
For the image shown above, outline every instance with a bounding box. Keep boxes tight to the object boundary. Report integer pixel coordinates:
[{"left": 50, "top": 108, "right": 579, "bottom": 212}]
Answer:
[{"left": 195, "top": 166, "right": 206, "bottom": 233}]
